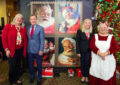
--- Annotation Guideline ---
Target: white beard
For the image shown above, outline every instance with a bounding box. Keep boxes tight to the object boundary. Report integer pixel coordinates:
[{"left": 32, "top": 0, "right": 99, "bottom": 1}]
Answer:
[
  {"left": 37, "top": 17, "right": 54, "bottom": 28},
  {"left": 65, "top": 18, "right": 79, "bottom": 28},
  {"left": 44, "top": 48, "right": 50, "bottom": 53},
  {"left": 49, "top": 45, "right": 55, "bottom": 50}
]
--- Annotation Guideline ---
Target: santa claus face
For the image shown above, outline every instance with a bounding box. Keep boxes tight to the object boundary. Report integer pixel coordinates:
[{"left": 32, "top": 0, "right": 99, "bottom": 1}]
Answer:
[
  {"left": 62, "top": 40, "right": 73, "bottom": 51},
  {"left": 84, "top": 19, "right": 91, "bottom": 30},
  {"left": 39, "top": 6, "right": 52, "bottom": 21},
  {"left": 63, "top": 8, "right": 73, "bottom": 19},
  {"left": 40, "top": 10, "right": 51, "bottom": 21}
]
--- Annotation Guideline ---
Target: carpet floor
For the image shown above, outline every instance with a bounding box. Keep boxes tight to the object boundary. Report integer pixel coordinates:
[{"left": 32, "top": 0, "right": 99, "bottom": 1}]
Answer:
[{"left": 0, "top": 61, "right": 120, "bottom": 85}]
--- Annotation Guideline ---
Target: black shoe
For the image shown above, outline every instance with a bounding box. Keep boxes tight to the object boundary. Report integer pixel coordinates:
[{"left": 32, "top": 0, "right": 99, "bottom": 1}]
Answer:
[
  {"left": 80, "top": 80, "right": 85, "bottom": 84},
  {"left": 16, "top": 80, "right": 22, "bottom": 85},
  {"left": 85, "top": 81, "right": 89, "bottom": 85},
  {"left": 37, "top": 80, "right": 42, "bottom": 85},
  {"left": 29, "top": 78, "right": 34, "bottom": 83}
]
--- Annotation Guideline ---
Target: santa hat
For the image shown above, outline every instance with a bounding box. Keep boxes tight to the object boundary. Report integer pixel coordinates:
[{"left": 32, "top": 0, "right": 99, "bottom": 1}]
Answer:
[{"left": 61, "top": 37, "right": 76, "bottom": 49}]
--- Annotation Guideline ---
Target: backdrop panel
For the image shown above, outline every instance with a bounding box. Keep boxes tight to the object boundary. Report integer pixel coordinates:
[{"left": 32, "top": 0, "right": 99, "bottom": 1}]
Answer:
[{"left": 31, "top": 1, "right": 82, "bottom": 67}]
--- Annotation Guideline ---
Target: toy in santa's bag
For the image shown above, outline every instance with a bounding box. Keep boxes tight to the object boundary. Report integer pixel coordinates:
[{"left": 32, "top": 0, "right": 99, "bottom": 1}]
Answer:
[
  {"left": 42, "top": 67, "right": 53, "bottom": 78},
  {"left": 76, "top": 68, "right": 82, "bottom": 78},
  {"left": 68, "top": 69, "right": 74, "bottom": 77}
]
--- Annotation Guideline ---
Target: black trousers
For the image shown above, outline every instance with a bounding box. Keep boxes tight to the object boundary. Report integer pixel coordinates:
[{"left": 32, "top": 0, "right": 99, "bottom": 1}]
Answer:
[
  {"left": 80, "top": 51, "right": 91, "bottom": 77},
  {"left": 8, "top": 48, "right": 23, "bottom": 85}
]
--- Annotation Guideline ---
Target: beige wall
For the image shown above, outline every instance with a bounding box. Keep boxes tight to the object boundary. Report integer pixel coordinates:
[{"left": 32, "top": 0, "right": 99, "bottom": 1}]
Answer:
[{"left": 0, "top": 0, "right": 7, "bottom": 26}]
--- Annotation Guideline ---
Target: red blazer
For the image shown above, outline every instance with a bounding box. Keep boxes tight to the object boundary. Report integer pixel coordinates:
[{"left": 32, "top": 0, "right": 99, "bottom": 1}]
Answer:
[{"left": 2, "top": 24, "right": 27, "bottom": 58}]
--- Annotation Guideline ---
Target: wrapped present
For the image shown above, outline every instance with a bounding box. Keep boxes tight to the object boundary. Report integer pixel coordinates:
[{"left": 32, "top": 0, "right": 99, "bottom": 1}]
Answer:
[
  {"left": 68, "top": 69, "right": 74, "bottom": 77},
  {"left": 42, "top": 67, "right": 53, "bottom": 78},
  {"left": 76, "top": 68, "right": 82, "bottom": 78}
]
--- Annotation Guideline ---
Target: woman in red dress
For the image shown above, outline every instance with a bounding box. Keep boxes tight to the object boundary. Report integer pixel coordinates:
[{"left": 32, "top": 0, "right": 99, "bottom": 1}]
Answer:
[
  {"left": 89, "top": 22, "right": 118, "bottom": 85},
  {"left": 2, "top": 13, "right": 27, "bottom": 85}
]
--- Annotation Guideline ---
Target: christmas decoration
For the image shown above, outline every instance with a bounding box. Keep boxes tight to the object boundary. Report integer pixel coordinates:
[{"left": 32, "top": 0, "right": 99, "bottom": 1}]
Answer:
[
  {"left": 68, "top": 69, "right": 74, "bottom": 77},
  {"left": 42, "top": 68, "right": 53, "bottom": 78},
  {"left": 76, "top": 68, "right": 82, "bottom": 78}
]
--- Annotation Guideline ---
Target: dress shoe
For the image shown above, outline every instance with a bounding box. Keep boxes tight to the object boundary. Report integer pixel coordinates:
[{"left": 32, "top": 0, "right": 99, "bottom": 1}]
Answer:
[
  {"left": 85, "top": 77, "right": 89, "bottom": 85},
  {"left": 29, "top": 78, "right": 34, "bottom": 83},
  {"left": 81, "top": 77, "right": 85, "bottom": 83},
  {"left": 16, "top": 80, "right": 22, "bottom": 85},
  {"left": 37, "top": 80, "right": 42, "bottom": 85}
]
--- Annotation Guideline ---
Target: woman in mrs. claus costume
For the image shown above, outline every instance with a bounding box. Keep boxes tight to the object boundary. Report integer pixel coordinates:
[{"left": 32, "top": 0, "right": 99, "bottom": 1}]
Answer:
[{"left": 89, "top": 22, "right": 118, "bottom": 85}]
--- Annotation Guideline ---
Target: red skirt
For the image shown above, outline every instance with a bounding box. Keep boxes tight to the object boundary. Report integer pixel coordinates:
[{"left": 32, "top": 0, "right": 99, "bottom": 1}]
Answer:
[{"left": 90, "top": 72, "right": 116, "bottom": 85}]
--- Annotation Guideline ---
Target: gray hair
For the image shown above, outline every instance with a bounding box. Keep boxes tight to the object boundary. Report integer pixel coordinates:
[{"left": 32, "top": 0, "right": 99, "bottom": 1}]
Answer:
[
  {"left": 36, "top": 5, "right": 53, "bottom": 16},
  {"left": 11, "top": 13, "right": 25, "bottom": 28},
  {"left": 97, "top": 22, "right": 108, "bottom": 32}
]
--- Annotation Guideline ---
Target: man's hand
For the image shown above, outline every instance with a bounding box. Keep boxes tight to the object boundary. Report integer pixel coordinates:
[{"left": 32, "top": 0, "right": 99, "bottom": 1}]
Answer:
[{"left": 38, "top": 51, "right": 43, "bottom": 56}]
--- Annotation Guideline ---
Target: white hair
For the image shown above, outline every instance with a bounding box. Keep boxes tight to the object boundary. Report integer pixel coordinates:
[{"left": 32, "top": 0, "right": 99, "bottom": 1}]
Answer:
[
  {"left": 37, "top": 5, "right": 53, "bottom": 15},
  {"left": 97, "top": 22, "right": 108, "bottom": 31},
  {"left": 11, "top": 13, "right": 25, "bottom": 28},
  {"left": 61, "top": 37, "right": 76, "bottom": 49}
]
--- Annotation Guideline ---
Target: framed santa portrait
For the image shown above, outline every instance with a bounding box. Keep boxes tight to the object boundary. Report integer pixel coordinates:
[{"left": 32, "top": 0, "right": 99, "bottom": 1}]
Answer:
[
  {"left": 31, "top": 2, "right": 55, "bottom": 34},
  {"left": 57, "top": 2, "right": 82, "bottom": 34},
  {"left": 58, "top": 37, "right": 80, "bottom": 67}
]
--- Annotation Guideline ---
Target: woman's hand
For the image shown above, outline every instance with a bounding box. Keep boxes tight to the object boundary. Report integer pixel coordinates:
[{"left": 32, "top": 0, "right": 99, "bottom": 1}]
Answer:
[
  {"left": 6, "top": 50, "right": 10, "bottom": 58},
  {"left": 100, "top": 53, "right": 106, "bottom": 60},
  {"left": 97, "top": 50, "right": 106, "bottom": 60},
  {"left": 105, "top": 50, "right": 110, "bottom": 56}
]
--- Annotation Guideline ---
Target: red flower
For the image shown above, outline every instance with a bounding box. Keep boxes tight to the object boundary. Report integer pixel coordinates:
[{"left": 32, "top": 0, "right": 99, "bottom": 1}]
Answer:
[
  {"left": 105, "top": 0, "right": 111, "bottom": 3},
  {"left": 101, "top": 11, "right": 107, "bottom": 19}
]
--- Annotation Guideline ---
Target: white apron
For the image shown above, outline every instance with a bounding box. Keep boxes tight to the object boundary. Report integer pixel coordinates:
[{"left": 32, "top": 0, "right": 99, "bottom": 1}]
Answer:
[{"left": 90, "top": 34, "right": 116, "bottom": 81}]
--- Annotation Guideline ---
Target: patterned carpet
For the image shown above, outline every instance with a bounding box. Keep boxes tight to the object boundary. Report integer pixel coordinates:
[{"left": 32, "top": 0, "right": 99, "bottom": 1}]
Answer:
[{"left": 0, "top": 61, "right": 120, "bottom": 85}]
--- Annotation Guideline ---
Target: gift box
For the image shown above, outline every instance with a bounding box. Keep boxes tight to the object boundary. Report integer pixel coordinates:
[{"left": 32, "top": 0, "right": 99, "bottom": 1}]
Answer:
[
  {"left": 42, "top": 67, "right": 53, "bottom": 78},
  {"left": 76, "top": 68, "right": 82, "bottom": 78},
  {"left": 68, "top": 69, "right": 74, "bottom": 77}
]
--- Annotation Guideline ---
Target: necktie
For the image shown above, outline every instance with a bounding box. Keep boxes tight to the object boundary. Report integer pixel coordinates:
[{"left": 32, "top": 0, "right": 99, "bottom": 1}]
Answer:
[{"left": 30, "top": 26, "right": 34, "bottom": 38}]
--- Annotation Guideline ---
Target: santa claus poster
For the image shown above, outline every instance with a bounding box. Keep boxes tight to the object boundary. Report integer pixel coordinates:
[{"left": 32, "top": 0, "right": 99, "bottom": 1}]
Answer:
[
  {"left": 42, "top": 38, "right": 55, "bottom": 66},
  {"left": 31, "top": 2, "right": 55, "bottom": 34},
  {"left": 58, "top": 37, "right": 80, "bottom": 66},
  {"left": 58, "top": 2, "right": 82, "bottom": 34}
]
